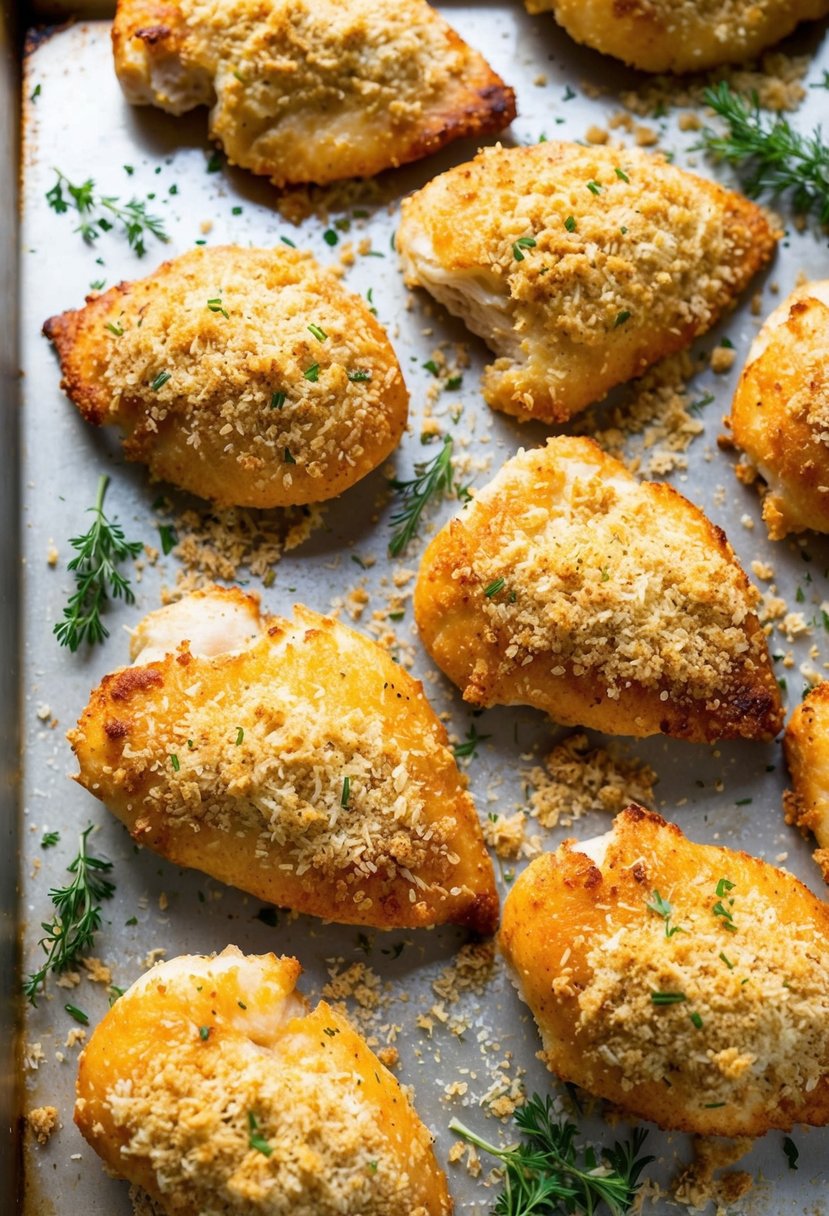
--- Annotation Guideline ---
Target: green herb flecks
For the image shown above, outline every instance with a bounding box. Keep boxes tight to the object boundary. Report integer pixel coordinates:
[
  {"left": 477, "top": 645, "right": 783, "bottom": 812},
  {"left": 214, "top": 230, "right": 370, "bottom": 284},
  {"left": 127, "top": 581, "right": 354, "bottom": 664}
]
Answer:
[
  {"left": 46, "top": 169, "right": 169, "bottom": 256},
  {"left": 388, "top": 435, "right": 461, "bottom": 557}
]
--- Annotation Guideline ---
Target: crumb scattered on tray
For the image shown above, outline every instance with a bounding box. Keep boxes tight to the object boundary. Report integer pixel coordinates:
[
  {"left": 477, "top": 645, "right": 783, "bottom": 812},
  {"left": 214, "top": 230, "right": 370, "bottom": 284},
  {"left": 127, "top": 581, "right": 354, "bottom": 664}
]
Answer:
[
  {"left": 524, "top": 732, "right": 657, "bottom": 830},
  {"left": 672, "top": 1135, "right": 754, "bottom": 1213},
  {"left": 620, "top": 51, "right": 809, "bottom": 117},
  {"left": 26, "top": 1105, "right": 58, "bottom": 1145}
]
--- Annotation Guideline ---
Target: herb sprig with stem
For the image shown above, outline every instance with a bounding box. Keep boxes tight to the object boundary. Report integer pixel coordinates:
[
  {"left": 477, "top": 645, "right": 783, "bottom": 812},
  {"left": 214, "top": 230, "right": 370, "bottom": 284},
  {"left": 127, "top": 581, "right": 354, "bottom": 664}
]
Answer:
[
  {"left": 54, "top": 474, "right": 144, "bottom": 652},
  {"left": 450, "top": 1093, "right": 652, "bottom": 1216},
  {"left": 388, "top": 435, "right": 464, "bottom": 557},
  {"left": 24, "top": 825, "right": 115, "bottom": 1005},
  {"left": 698, "top": 83, "right": 829, "bottom": 223},
  {"left": 46, "top": 169, "right": 169, "bottom": 256}
]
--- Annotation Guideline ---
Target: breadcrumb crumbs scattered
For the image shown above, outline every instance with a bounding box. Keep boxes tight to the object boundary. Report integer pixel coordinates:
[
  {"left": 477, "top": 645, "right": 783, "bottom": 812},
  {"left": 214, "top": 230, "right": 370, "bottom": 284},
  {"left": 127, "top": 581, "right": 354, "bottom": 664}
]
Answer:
[
  {"left": 673, "top": 1136, "right": 754, "bottom": 1214},
  {"left": 81, "top": 956, "right": 112, "bottom": 985},
  {"left": 710, "top": 346, "right": 737, "bottom": 374},
  {"left": 524, "top": 732, "right": 657, "bottom": 830},
  {"left": 26, "top": 1106, "right": 58, "bottom": 1145}
]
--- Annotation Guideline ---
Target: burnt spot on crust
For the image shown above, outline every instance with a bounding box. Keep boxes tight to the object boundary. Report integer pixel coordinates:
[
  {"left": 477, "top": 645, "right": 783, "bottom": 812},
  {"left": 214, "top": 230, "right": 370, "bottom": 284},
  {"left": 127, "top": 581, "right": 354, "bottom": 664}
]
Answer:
[
  {"left": 135, "top": 24, "right": 173, "bottom": 45},
  {"left": 104, "top": 718, "right": 131, "bottom": 740},
  {"left": 109, "top": 666, "right": 164, "bottom": 702},
  {"left": 630, "top": 860, "right": 648, "bottom": 884},
  {"left": 621, "top": 803, "right": 668, "bottom": 830}
]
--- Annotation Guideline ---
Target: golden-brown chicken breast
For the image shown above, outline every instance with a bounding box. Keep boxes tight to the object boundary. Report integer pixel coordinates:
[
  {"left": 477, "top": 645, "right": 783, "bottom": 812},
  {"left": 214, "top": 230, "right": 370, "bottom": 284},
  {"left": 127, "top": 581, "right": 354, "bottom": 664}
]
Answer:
[
  {"left": 784, "top": 683, "right": 829, "bottom": 883},
  {"left": 111, "top": 0, "right": 516, "bottom": 188},
  {"left": 524, "top": 0, "right": 829, "bottom": 74},
  {"left": 500, "top": 805, "right": 829, "bottom": 1137},
  {"left": 414, "top": 437, "right": 782, "bottom": 742},
  {"left": 728, "top": 281, "right": 829, "bottom": 540},
  {"left": 397, "top": 142, "right": 778, "bottom": 424},
  {"left": 76, "top": 947, "right": 452, "bottom": 1215},
  {"left": 43, "top": 245, "right": 408, "bottom": 509},
  {"left": 69, "top": 586, "right": 498, "bottom": 933}
]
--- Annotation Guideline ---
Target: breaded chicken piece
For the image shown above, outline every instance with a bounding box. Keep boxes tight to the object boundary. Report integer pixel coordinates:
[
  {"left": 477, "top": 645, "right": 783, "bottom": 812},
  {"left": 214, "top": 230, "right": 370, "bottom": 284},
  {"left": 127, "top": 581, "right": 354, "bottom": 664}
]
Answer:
[
  {"left": 397, "top": 142, "right": 777, "bottom": 424},
  {"left": 43, "top": 246, "right": 407, "bottom": 509},
  {"left": 69, "top": 586, "right": 498, "bottom": 934},
  {"left": 524, "top": 0, "right": 829, "bottom": 74},
  {"left": 728, "top": 281, "right": 829, "bottom": 539},
  {"left": 111, "top": 0, "right": 516, "bottom": 188},
  {"left": 784, "top": 683, "right": 829, "bottom": 883},
  {"left": 500, "top": 806, "right": 829, "bottom": 1137},
  {"left": 76, "top": 948, "right": 452, "bottom": 1215},
  {"left": 414, "top": 437, "right": 781, "bottom": 742}
]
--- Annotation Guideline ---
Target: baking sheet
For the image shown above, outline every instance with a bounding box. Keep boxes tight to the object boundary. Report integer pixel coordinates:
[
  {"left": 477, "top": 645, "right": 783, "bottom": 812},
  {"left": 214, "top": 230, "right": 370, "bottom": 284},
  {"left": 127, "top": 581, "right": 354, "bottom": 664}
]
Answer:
[{"left": 17, "top": 6, "right": 829, "bottom": 1213}]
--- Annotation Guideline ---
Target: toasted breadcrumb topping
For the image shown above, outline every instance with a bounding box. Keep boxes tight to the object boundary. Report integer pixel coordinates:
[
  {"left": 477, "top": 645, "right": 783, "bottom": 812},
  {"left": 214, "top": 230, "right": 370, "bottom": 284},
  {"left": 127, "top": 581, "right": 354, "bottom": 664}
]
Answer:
[
  {"left": 524, "top": 732, "right": 657, "bottom": 829},
  {"left": 619, "top": 51, "right": 810, "bottom": 116},
  {"left": 470, "top": 449, "right": 761, "bottom": 702},
  {"left": 27, "top": 1106, "right": 58, "bottom": 1145},
  {"left": 576, "top": 886, "right": 829, "bottom": 1107}
]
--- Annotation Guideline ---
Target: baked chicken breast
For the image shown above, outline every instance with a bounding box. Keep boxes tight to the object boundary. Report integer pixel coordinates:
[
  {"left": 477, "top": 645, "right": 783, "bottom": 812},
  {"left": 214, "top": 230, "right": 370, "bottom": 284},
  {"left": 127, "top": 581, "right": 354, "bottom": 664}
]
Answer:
[
  {"left": 69, "top": 586, "right": 498, "bottom": 934},
  {"left": 523, "top": 0, "right": 829, "bottom": 74},
  {"left": 784, "top": 683, "right": 829, "bottom": 883},
  {"left": 728, "top": 281, "right": 829, "bottom": 540},
  {"left": 500, "top": 806, "right": 829, "bottom": 1137},
  {"left": 397, "top": 142, "right": 777, "bottom": 424},
  {"left": 111, "top": 0, "right": 516, "bottom": 188},
  {"left": 76, "top": 947, "right": 452, "bottom": 1215},
  {"left": 414, "top": 437, "right": 782, "bottom": 742},
  {"left": 43, "top": 245, "right": 408, "bottom": 509}
]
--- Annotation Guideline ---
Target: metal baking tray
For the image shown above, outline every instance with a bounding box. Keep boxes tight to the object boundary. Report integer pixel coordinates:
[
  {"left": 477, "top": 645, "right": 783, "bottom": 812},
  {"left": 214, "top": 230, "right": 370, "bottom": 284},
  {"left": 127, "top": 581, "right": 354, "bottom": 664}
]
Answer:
[{"left": 11, "top": 4, "right": 829, "bottom": 1213}]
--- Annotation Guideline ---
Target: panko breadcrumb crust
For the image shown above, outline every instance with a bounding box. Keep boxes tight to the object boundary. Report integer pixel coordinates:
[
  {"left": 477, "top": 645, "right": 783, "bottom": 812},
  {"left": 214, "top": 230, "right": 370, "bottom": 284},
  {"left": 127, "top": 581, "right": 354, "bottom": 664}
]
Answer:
[
  {"left": 524, "top": 0, "right": 829, "bottom": 75},
  {"left": 111, "top": 0, "right": 516, "bottom": 187},
  {"left": 43, "top": 245, "right": 408, "bottom": 508},
  {"left": 397, "top": 142, "right": 778, "bottom": 424},
  {"left": 500, "top": 806, "right": 829, "bottom": 1137},
  {"left": 414, "top": 436, "right": 782, "bottom": 742},
  {"left": 75, "top": 949, "right": 452, "bottom": 1216},
  {"left": 69, "top": 588, "right": 498, "bottom": 934}
]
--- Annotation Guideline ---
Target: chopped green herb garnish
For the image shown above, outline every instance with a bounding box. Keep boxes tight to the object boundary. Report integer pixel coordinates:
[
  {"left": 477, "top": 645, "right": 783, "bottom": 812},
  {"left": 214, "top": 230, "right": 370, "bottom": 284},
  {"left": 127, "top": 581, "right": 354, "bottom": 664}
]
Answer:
[
  {"left": 247, "top": 1111, "right": 273, "bottom": 1157},
  {"left": 150, "top": 370, "right": 171, "bottom": 391},
  {"left": 284, "top": 447, "right": 295, "bottom": 464},
  {"left": 105, "top": 321, "right": 123, "bottom": 337},
  {"left": 650, "top": 991, "right": 687, "bottom": 1005},
  {"left": 689, "top": 1011, "right": 704, "bottom": 1030},
  {"left": 445, "top": 374, "right": 463, "bottom": 390},
  {"left": 65, "top": 1003, "right": 89, "bottom": 1025},
  {"left": 235, "top": 727, "right": 244, "bottom": 745},
  {"left": 270, "top": 391, "right": 286, "bottom": 409},
  {"left": 341, "top": 775, "right": 351, "bottom": 807},
  {"left": 715, "top": 878, "right": 735, "bottom": 897},
  {"left": 422, "top": 359, "right": 440, "bottom": 377},
  {"left": 41, "top": 831, "right": 60, "bottom": 849},
  {"left": 614, "top": 310, "right": 631, "bottom": 327},
  {"left": 586, "top": 180, "right": 602, "bottom": 195},
  {"left": 30, "top": 83, "right": 41, "bottom": 102},
  {"left": 452, "top": 722, "right": 491, "bottom": 761},
  {"left": 46, "top": 169, "right": 169, "bottom": 256},
  {"left": 307, "top": 323, "right": 328, "bottom": 342},
  {"left": 512, "top": 235, "right": 537, "bottom": 261},
  {"left": 207, "top": 296, "right": 229, "bottom": 318},
  {"left": 199, "top": 1025, "right": 211, "bottom": 1040},
  {"left": 206, "top": 151, "right": 223, "bottom": 173},
  {"left": 170, "top": 754, "right": 180, "bottom": 772},
  {"left": 484, "top": 577, "right": 505, "bottom": 598},
  {"left": 783, "top": 1136, "right": 799, "bottom": 1170},
  {"left": 564, "top": 215, "right": 577, "bottom": 232},
  {"left": 719, "top": 951, "right": 734, "bottom": 969},
  {"left": 347, "top": 369, "right": 371, "bottom": 382},
  {"left": 303, "top": 363, "right": 320, "bottom": 382},
  {"left": 323, "top": 228, "right": 338, "bottom": 246},
  {"left": 280, "top": 235, "right": 296, "bottom": 248},
  {"left": 646, "top": 889, "right": 684, "bottom": 938},
  {"left": 158, "top": 523, "right": 177, "bottom": 556},
  {"left": 614, "top": 167, "right": 630, "bottom": 182}
]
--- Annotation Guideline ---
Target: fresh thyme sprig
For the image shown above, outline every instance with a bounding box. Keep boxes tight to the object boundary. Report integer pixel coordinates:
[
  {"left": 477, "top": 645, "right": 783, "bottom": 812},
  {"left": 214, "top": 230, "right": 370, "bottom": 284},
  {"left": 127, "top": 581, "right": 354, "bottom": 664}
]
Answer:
[
  {"left": 388, "top": 435, "right": 464, "bottom": 557},
  {"left": 46, "top": 169, "right": 169, "bottom": 255},
  {"left": 54, "top": 474, "right": 144, "bottom": 651},
  {"left": 24, "top": 826, "right": 115, "bottom": 1005},
  {"left": 698, "top": 83, "right": 829, "bottom": 223},
  {"left": 450, "top": 1094, "right": 652, "bottom": 1216}
]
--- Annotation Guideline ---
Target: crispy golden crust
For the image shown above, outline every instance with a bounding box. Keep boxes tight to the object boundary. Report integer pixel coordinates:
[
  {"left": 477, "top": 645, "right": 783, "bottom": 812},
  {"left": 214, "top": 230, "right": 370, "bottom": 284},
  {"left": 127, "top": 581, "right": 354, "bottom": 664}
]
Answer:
[
  {"left": 784, "top": 683, "right": 829, "bottom": 883},
  {"left": 500, "top": 806, "right": 829, "bottom": 1136},
  {"left": 397, "top": 142, "right": 778, "bottom": 425},
  {"left": 728, "top": 282, "right": 829, "bottom": 540},
  {"left": 76, "top": 949, "right": 452, "bottom": 1215},
  {"left": 414, "top": 437, "right": 782, "bottom": 743},
  {"left": 43, "top": 245, "right": 408, "bottom": 509},
  {"left": 69, "top": 589, "right": 498, "bottom": 934},
  {"left": 525, "top": 0, "right": 829, "bottom": 74},
  {"left": 111, "top": 0, "right": 515, "bottom": 187}
]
